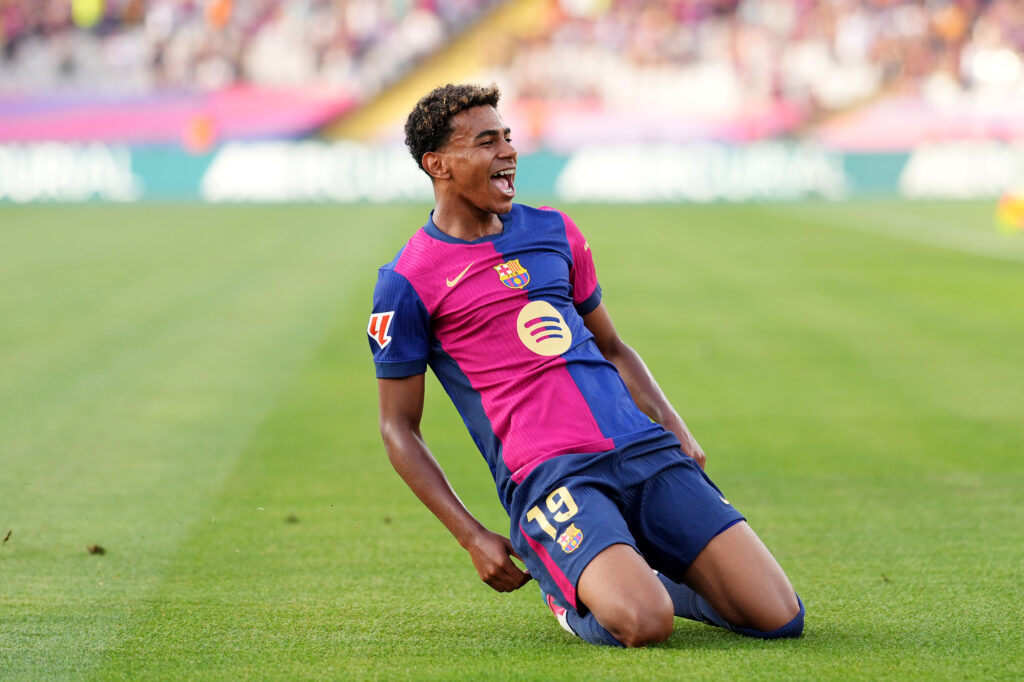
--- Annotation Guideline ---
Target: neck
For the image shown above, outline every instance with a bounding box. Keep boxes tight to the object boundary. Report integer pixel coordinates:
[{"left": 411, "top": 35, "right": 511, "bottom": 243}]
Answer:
[{"left": 432, "top": 199, "right": 505, "bottom": 241}]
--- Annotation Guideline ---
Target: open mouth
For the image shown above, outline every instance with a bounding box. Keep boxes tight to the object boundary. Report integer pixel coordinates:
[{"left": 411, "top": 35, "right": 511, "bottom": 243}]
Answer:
[{"left": 491, "top": 168, "right": 516, "bottom": 197}]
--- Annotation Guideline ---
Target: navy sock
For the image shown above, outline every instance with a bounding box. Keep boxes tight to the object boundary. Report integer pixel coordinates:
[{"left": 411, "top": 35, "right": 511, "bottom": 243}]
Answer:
[
  {"left": 564, "top": 609, "right": 625, "bottom": 648},
  {"left": 729, "top": 596, "right": 804, "bottom": 639},
  {"left": 656, "top": 573, "right": 731, "bottom": 629},
  {"left": 656, "top": 573, "right": 805, "bottom": 639}
]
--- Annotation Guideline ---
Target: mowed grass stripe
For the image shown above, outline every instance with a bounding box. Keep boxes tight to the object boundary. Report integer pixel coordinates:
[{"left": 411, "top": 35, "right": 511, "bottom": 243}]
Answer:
[
  {"left": 777, "top": 199, "right": 1024, "bottom": 263},
  {"left": 0, "top": 205, "right": 420, "bottom": 678},
  {"left": 754, "top": 201, "right": 1024, "bottom": 469}
]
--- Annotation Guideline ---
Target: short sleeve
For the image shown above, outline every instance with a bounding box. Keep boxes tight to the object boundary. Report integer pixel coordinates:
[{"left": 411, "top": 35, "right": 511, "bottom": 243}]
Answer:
[
  {"left": 556, "top": 209, "right": 602, "bottom": 315},
  {"left": 368, "top": 268, "right": 430, "bottom": 378}
]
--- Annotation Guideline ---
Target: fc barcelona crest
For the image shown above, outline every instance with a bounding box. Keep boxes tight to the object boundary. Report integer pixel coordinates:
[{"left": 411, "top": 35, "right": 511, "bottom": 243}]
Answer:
[
  {"left": 557, "top": 523, "right": 583, "bottom": 554},
  {"left": 494, "top": 259, "right": 530, "bottom": 289}
]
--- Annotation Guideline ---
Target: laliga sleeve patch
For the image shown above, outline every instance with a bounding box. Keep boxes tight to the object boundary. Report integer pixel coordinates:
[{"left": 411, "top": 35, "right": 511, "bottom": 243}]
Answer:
[{"left": 367, "top": 311, "right": 395, "bottom": 349}]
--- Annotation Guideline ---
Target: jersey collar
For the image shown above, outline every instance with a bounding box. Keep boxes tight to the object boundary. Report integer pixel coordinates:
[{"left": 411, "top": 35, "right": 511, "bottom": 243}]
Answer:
[{"left": 423, "top": 206, "right": 518, "bottom": 244}]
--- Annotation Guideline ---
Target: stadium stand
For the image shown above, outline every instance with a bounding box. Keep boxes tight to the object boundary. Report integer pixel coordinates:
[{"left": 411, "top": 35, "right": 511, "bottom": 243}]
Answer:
[
  {"left": 1, "top": 0, "right": 1023, "bottom": 147},
  {"left": 0, "top": 0, "right": 502, "bottom": 143},
  {"left": 477, "top": 0, "right": 1024, "bottom": 148}
]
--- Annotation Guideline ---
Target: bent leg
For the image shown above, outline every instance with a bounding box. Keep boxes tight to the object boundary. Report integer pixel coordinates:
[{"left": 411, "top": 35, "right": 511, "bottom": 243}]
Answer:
[
  {"left": 681, "top": 521, "right": 800, "bottom": 632},
  {"left": 628, "top": 455, "right": 802, "bottom": 637},
  {"left": 576, "top": 543, "right": 674, "bottom": 647},
  {"left": 511, "top": 476, "right": 673, "bottom": 647}
]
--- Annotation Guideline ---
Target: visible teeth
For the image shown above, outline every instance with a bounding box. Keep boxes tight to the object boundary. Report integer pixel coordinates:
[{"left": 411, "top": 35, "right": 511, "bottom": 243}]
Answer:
[{"left": 492, "top": 169, "right": 514, "bottom": 177}]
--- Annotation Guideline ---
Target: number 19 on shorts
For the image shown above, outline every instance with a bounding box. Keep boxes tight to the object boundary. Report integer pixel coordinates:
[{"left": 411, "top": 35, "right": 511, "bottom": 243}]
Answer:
[{"left": 526, "top": 486, "right": 578, "bottom": 539}]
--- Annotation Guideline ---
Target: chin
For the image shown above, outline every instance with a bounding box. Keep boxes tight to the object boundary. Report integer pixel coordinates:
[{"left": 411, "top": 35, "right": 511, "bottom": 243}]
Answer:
[{"left": 490, "top": 193, "right": 516, "bottom": 214}]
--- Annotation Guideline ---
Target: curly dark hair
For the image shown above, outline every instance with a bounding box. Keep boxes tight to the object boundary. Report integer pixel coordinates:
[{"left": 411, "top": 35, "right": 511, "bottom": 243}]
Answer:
[{"left": 404, "top": 83, "right": 501, "bottom": 173}]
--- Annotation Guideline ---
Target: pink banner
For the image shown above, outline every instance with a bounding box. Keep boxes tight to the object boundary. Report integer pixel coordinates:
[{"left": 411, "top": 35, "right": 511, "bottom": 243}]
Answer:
[{"left": 0, "top": 86, "right": 357, "bottom": 147}]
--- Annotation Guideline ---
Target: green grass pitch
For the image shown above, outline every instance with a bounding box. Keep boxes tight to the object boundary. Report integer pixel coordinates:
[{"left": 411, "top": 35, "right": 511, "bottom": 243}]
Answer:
[{"left": 1, "top": 200, "right": 1022, "bottom": 680}]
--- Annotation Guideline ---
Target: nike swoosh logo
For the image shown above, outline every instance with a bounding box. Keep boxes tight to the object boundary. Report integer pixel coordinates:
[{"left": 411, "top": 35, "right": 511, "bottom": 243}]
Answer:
[{"left": 446, "top": 262, "right": 474, "bottom": 288}]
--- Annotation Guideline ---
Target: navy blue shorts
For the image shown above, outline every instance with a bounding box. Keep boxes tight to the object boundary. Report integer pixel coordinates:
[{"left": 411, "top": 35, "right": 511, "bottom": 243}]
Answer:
[{"left": 508, "top": 442, "right": 744, "bottom": 615}]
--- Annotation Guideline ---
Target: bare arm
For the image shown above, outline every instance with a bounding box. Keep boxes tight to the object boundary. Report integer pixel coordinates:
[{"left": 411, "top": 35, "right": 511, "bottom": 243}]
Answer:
[
  {"left": 377, "top": 374, "right": 531, "bottom": 592},
  {"left": 583, "top": 302, "right": 707, "bottom": 469}
]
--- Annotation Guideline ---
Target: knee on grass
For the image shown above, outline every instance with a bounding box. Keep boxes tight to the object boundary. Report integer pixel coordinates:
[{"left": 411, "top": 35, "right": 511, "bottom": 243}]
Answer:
[{"left": 600, "top": 601, "right": 674, "bottom": 647}]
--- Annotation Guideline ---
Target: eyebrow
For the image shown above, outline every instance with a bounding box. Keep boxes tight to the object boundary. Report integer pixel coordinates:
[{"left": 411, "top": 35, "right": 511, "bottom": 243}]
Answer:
[{"left": 473, "top": 127, "right": 511, "bottom": 141}]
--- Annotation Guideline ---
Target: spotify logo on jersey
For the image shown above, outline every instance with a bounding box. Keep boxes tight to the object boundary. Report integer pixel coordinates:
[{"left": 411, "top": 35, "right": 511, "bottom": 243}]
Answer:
[{"left": 516, "top": 301, "right": 572, "bottom": 356}]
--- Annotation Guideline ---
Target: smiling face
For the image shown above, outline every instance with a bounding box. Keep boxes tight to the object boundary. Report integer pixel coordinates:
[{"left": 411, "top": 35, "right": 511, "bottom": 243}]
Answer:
[{"left": 432, "top": 105, "right": 517, "bottom": 216}]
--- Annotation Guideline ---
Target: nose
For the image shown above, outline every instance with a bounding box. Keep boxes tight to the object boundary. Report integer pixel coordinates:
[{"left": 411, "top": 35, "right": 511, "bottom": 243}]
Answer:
[{"left": 499, "top": 137, "right": 517, "bottom": 159}]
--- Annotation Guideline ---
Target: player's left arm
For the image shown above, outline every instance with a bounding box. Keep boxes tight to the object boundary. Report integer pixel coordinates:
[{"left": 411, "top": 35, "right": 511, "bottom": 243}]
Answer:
[{"left": 583, "top": 302, "right": 707, "bottom": 469}]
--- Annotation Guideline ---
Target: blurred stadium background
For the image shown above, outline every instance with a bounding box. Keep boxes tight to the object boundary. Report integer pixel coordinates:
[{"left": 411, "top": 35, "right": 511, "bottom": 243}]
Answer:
[{"left": 2, "top": 0, "right": 1024, "bottom": 210}]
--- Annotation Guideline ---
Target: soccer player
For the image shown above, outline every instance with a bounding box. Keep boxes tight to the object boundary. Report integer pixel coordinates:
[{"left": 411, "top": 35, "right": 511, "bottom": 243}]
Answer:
[{"left": 368, "top": 83, "right": 804, "bottom": 647}]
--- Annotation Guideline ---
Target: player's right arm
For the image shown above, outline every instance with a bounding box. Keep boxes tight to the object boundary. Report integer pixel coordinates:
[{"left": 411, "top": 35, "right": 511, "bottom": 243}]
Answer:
[{"left": 377, "top": 374, "right": 531, "bottom": 593}]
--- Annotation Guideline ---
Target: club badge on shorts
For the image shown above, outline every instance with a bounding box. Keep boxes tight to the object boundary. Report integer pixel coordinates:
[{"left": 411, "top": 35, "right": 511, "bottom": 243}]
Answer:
[{"left": 557, "top": 523, "right": 583, "bottom": 554}]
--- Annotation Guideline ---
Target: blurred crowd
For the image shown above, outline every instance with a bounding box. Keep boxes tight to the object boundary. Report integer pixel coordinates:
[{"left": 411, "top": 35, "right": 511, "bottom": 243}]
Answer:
[
  {"left": 0, "top": 0, "right": 498, "bottom": 96},
  {"left": 2, "top": 0, "right": 1023, "bottom": 119},
  {"left": 486, "top": 0, "right": 1024, "bottom": 118}
]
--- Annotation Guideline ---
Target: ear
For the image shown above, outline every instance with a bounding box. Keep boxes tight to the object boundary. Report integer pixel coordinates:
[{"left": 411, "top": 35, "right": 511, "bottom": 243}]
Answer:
[{"left": 422, "top": 151, "right": 450, "bottom": 181}]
